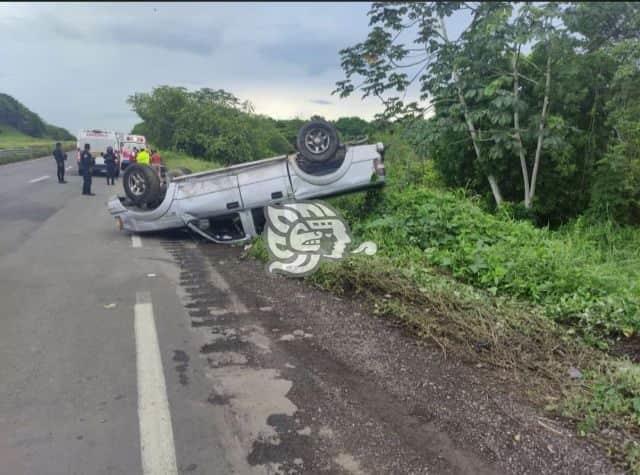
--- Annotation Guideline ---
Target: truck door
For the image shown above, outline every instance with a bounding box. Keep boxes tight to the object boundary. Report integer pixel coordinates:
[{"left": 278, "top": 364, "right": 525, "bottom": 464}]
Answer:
[
  {"left": 238, "top": 160, "right": 292, "bottom": 208},
  {"left": 174, "top": 173, "right": 244, "bottom": 217}
]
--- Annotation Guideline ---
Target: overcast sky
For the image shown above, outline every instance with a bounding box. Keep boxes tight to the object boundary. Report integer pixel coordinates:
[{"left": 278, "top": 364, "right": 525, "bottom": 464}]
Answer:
[{"left": 0, "top": 2, "right": 470, "bottom": 134}]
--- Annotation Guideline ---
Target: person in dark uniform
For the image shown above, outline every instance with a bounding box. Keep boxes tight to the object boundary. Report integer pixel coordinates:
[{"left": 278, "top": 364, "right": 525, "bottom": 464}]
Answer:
[
  {"left": 79, "top": 143, "right": 95, "bottom": 196},
  {"left": 104, "top": 146, "right": 117, "bottom": 186},
  {"left": 53, "top": 142, "right": 67, "bottom": 183}
]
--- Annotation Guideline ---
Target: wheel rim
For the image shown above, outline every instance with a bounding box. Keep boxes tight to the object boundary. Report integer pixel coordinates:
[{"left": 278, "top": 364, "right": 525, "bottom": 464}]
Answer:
[
  {"left": 127, "top": 171, "right": 146, "bottom": 196},
  {"left": 304, "top": 128, "right": 331, "bottom": 154}
]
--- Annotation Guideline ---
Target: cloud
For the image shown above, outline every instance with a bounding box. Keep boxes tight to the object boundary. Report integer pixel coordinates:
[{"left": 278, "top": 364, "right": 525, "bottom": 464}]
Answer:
[
  {"left": 4, "top": 9, "right": 221, "bottom": 56},
  {"left": 309, "top": 99, "right": 332, "bottom": 105},
  {"left": 259, "top": 34, "right": 343, "bottom": 75},
  {"left": 104, "top": 23, "right": 220, "bottom": 56},
  {"left": 0, "top": 2, "right": 390, "bottom": 133}
]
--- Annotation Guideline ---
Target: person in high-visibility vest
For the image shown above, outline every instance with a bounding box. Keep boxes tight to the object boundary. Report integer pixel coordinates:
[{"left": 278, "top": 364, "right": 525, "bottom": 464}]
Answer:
[{"left": 136, "top": 147, "right": 150, "bottom": 166}]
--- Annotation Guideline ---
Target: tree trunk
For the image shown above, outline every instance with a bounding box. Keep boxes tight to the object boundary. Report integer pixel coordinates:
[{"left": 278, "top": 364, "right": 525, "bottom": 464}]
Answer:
[
  {"left": 529, "top": 49, "right": 551, "bottom": 204},
  {"left": 512, "top": 47, "right": 531, "bottom": 208},
  {"left": 487, "top": 174, "right": 504, "bottom": 205},
  {"left": 439, "top": 15, "right": 503, "bottom": 207}
]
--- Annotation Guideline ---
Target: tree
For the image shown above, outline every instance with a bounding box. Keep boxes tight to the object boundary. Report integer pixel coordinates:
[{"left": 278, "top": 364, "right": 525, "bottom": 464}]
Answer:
[
  {"left": 589, "top": 40, "right": 640, "bottom": 223},
  {"left": 128, "top": 86, "right": 290, "bottom": 165},
  {"left": 334, "top": 116, "right": 372, "bottom": 140},
  {"left": 564, "top": 2, "right": 640, "bottom": 52},
  {"left": 335, "top": 2, "right": 505, "bottom": 205},
  {"left": 335, "top": 2, "right": 567, "bottom": 209},
  {"left": 0, "top": 93, "right": 47, "bottom": 137},
  {"left": 127, "top": 86, "right": 190, "bottom": 149}
]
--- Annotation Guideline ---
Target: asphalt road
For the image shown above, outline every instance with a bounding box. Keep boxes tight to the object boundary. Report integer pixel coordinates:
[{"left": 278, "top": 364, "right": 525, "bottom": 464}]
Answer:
[
  {"left": 0, "top": 158, "right": 231, "bottom": 475},
  {"left": 0, "top": 156, "right": 617, "bottom": 475}
]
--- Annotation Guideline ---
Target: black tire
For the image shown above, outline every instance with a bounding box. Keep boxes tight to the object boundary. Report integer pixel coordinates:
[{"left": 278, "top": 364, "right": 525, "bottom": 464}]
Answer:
[
  {"left": 296, "top": 120, "right": 340, "bottom": 162},
  {"left": 123, "top": 164, "right": 161, "bottom": 206}
]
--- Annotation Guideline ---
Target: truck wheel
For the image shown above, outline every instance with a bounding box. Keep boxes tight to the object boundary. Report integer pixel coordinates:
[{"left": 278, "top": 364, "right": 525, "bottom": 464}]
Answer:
[
  {"left": 123, "top": 164, "right": 161, "bottom": 206},
  {"left": 296, "top": 120, "right": 340, "bottom": 163}
]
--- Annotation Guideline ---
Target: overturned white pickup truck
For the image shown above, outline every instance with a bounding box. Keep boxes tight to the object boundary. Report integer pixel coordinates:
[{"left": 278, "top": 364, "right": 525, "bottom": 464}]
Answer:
[{"left": 107, "top": 120, "right": 386, "bottom": 244}]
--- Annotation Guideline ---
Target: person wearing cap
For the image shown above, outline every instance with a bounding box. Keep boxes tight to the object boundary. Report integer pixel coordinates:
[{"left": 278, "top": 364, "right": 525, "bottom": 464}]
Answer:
[{"left": 104, "top": 146, "right": 117, "bottom": 186}]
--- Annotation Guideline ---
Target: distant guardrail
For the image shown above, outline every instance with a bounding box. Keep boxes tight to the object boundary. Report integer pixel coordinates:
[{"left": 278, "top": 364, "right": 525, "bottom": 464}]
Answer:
[{"left": 0, "top": 142, "right": 75, "bottom": 165}]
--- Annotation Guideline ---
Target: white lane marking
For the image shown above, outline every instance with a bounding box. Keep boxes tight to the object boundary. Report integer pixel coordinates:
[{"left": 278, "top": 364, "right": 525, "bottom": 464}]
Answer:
[
  {"left": 66, "top": 166, "right": 72, "bottom": 170},
  {"left": 134, "top": 291, "right": 178, "bottom": 475},
  {"left": 131, "top": 235, "right": 142, "bottom": 248},
  {"left": 28, "top": 175, "right": 50, "bottom": 183}
]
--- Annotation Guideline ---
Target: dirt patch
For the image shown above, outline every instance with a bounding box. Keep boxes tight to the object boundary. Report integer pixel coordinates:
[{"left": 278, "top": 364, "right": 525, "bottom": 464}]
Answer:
[{"left": 611, "top": 335, "right": 640, "bottom": 363}]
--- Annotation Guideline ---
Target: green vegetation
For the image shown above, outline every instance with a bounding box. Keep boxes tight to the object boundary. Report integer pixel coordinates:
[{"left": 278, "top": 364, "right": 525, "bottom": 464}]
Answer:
[
  {"left": 0, "top": 93, "right": 75, "bottom": 165},
  {"left": 0, "top": 124, "right": 71, "bottom": 148},
  {"left": 128, "top": 87, "right": 386, "bottom": 167},
  {"left": 322, "top": 131, "right": 640, "bottom": 343},
  {"left": 336, "top": 2, "right": 640, "bottom": 226},
  {"left": 128, "top": 87, "right": 291, "bottom": 166},
  {"left": 0, "top": 93, "right": 74, "bottom": 141},
  {"left": 0, "top": 125, "right": 75, "bottom": 165},
  {"left": 160, "top": 149, "right": 222, "bottom": 173},
  {"left": 335, "top": 164, "right": 639, "bottom": 342}
]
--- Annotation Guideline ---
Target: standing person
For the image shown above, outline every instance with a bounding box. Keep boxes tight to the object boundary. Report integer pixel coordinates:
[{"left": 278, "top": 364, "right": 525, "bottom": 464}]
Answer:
[
  {"left": 104, "top": 146, "right": 117, "bottom": 186},
  {"left": 151, "top": 149, "right": 161, "bottom": 165},
  {"left": 150, "top": 149, "right": 162, "bottom": 175},
  {"left": 132, "top": 147, "right": 139, "bottom": 164},
  {"left": 79, "top": 143, "right": 95, "bottom": 196},
  {"left": 136, "top": 147, "right": 150, "bottom": 166},
  {"left": 53, "top": 142, "right": 67, "bottom": 183}
]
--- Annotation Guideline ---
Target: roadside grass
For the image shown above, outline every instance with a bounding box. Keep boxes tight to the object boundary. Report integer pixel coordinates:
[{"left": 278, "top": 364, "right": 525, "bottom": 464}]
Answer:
[
  {"left": 159, "top": 149, "right": 222, "bottom": 173},
  {"left": 0, "top": 126, "right": 75, "bottom": 165},
  {"left": 0, "top": 125, "right": 75, "bottom": 165},
  {"left": 0, "top": 124, "right": 66, "bottom": 148},
  {"left": 247, "top": 132, "right": 640, "bottom": 471}
]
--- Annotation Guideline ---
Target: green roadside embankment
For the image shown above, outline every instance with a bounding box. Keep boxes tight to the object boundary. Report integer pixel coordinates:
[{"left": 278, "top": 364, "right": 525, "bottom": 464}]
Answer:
[{"left": 0, "top": 125, "right": 75, "bottom": 165}]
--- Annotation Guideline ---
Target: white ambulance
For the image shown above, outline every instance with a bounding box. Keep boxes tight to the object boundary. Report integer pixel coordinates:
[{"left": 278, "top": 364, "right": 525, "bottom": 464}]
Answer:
[
  {"left": 77, "top": 129, "right": 120, "bottom": 175},
  {"left": 118, "top": 134, "right": 147, "bottom": 170}
]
